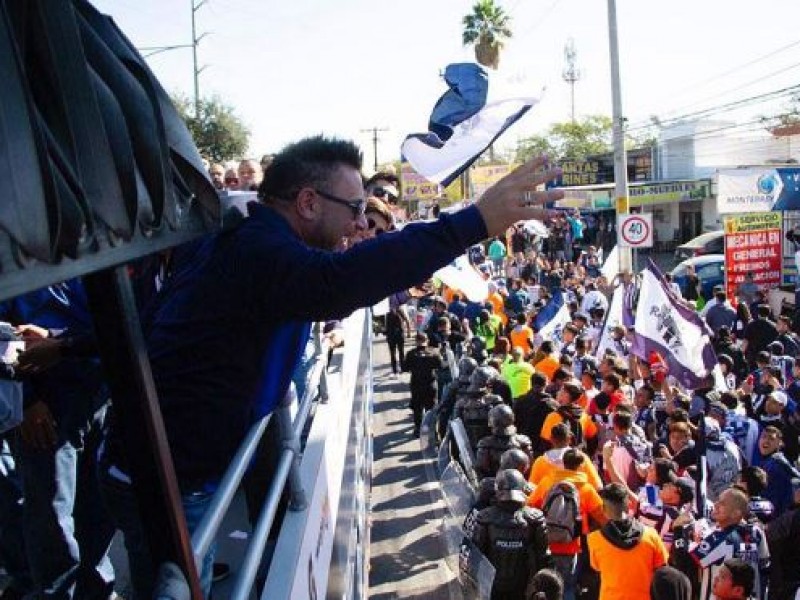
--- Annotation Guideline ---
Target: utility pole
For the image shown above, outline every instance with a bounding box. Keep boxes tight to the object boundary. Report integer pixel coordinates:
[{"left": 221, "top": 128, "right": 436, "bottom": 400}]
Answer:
[
  {"left": 361, "top": 127, "right": 389, "bottom": 172},
  {"left": 191, "top": 0, "right": 210, "bottom": 116},
  {"left": 607, "top": 0, "right": 631, "bottom": 273},
  {"left": 562, "top": 38, "right": 581, "bottom": 123},
  {"left": 137, "top": 2, "right": 209, "bottom": 117}
]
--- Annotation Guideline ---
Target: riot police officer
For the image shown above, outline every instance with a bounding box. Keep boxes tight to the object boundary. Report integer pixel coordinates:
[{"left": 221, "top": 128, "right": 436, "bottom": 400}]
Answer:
[
  {"left": 471, "top": 469, "right": 553, "bottom": 600},
  {"left": 475, "top": 405, "right": 534, "bottom": 479}
]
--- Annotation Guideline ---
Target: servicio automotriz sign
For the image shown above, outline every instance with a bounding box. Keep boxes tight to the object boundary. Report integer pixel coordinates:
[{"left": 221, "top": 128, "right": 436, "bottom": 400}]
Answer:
[
  {"left": 717, "top": 167, "right": 800, "bottom": 213},
  {"left": 724, "top": 212, "right": 783, "bottom": 300}
]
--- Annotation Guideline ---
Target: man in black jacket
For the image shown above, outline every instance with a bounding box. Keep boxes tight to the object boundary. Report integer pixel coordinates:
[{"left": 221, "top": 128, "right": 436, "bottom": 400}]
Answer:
[{"left": 403, "top": 333, "right": 445, "bottom": 437}]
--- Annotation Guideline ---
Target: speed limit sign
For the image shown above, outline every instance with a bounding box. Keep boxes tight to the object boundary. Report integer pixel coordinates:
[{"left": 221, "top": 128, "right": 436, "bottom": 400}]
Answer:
[{"left": 617, "top": 213, "right": 653, "bottom": 248}]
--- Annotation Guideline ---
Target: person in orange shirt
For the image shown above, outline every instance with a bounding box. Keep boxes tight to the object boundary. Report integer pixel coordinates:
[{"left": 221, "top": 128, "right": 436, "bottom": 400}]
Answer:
[
  {"left": 509, "top": 313, "right": 535, "bottom": 354},
  {"left": 530, "top": 422, "right": 602, "bottom": 490},
  {"left": 539, "top": 382, "right": 598, "bottom": 451},
  {"left": 534, "top": 340, "right": 560, "bottom": 381},
  {"left": 528, "top": 449, "right": 607, "bottom": 600},
  {"left": 587, "top": 483, "right": 668, "bottom": 600}
]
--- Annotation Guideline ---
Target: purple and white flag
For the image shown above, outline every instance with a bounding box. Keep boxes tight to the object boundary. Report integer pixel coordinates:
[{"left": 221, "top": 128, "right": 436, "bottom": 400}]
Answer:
[
  {"left": 630, "top": 260, "right": 717, "bottom": 390},
  {"left": 594, "top": 285, "right": 624, "bottom": 358}
]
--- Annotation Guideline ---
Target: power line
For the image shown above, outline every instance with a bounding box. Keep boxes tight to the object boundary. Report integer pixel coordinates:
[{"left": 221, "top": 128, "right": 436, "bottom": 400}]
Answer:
[
  {"left": 628, "top": 65, "right": 800, "bottom": 132},
  {"left": 625, "top": 84, "right": 800, "bottom": 134},
  {"left": 665, "top": 37, "right": 800, "bottom": 101}
]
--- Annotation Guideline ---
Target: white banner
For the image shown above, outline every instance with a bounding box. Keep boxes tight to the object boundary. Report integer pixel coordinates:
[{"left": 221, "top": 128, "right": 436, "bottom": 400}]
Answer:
[
  {"left": 594, "top": 285, "right": 624, "bottom": 358},
  {"left": 716, "top": 168, "right": 782, "bottom": 214},
  {"left": 434, "top": 255, "right": 489, "bottom": 303}
]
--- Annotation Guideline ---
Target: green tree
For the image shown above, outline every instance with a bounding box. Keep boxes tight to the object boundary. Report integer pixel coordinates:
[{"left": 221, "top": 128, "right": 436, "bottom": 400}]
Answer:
[
  {"left": 515, "top": 115, "right": 613, "bottom": 163},
  {"left": 172, "top": 95, "right": 250, "bottom": 163},
  {"left": 462, "top": 0, "right": 512, "bottom": 70},
  {"left": 760, "top": 92, "right": 800, "bottom": 130}
]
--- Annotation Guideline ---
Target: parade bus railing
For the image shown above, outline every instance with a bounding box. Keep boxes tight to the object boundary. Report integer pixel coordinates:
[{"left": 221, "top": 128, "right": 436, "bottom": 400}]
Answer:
[{"left": 177, "top": 312, "right": 372, "bottom": 600}]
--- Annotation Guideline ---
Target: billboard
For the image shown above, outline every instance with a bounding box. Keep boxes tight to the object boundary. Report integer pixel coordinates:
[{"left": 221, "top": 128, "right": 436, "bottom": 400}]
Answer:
[
  {"left": 400, "top": 161, "right": 440, "bottom": 202},
  {"left": 717, "top": 167, "right": 800, "bottom": 213},
  {"left": 724, "top": 212, "right": 783, "bottom": 301},
  {"left": 470, "top": 164, "right": 517, "bottom": 199}
]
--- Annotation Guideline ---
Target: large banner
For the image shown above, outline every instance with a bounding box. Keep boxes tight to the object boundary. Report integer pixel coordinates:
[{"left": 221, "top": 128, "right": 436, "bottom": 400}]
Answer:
[
  {"left": 723, "top": 212, "right": 783, "bottom": 300},
  {"left": 717, "top": 167, "right": 800, "bottom": 213},
  {"left": 400, "top": 161, "right": 440, "bottom": 202},
  {"left": 471, "top": 164, "right": 517, "bottom": 199}
]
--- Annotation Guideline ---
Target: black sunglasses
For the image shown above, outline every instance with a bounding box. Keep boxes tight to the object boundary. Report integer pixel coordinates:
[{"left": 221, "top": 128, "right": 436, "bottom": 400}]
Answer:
[
  {"left": 372, "top": 186, "right": 397, "bottom": 200},
  {"left": 367, "top": 217, "right": 386, "bottom": 236},
  {"left": 313, "top": 188, "right": 366, "bottom": 218}
]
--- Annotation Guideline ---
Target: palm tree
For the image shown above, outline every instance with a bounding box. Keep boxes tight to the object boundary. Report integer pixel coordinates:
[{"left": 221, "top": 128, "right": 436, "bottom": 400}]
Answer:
[{"left": 462, "top": 0, "right": 512, "bottom": 70}]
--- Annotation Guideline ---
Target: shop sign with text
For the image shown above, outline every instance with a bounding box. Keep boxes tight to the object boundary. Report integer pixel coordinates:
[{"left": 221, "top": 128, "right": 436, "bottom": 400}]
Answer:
[{"left": 724, "top": 212, "right": 783, "bottom": 300}]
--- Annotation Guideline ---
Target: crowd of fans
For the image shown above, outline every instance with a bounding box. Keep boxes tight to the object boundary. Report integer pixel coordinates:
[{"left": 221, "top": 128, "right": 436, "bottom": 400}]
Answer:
[{"left": 397, "top": 226, "right": 800, "bottom": 600}]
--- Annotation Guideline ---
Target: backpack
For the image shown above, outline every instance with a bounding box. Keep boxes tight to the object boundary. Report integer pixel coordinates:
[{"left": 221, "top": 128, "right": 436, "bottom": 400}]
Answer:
[{"left": 542, "top": 481, "right": 582, "bottom": 544}]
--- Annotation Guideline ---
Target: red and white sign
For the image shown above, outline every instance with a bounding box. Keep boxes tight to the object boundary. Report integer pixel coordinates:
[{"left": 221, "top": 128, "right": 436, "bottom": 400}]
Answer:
[
  {"left": 724, "top": 212, "right": 783, "bottom": 301},
  {"left": 617, "top": 213, "right": 653, "bottom": 248}
]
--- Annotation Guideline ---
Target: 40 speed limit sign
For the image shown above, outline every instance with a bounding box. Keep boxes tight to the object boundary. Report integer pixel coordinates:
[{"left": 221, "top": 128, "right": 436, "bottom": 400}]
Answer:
[{"left": 617, "top": 213, "right": 653, "bottom": 248}]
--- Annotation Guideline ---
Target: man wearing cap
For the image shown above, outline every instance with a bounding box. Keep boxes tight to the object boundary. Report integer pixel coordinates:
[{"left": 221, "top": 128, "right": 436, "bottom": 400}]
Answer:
[
  {"left": 588, "top": 482, "right": 668, "bottom": 600},
  {"left": 364, "top": 171, "right": 400, "bottom": 205}
]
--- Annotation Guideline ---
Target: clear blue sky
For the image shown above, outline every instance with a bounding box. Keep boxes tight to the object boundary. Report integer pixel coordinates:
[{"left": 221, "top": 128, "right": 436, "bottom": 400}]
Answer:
[{"left": 93, "top": 0, "right": 800, "bottom": 170}]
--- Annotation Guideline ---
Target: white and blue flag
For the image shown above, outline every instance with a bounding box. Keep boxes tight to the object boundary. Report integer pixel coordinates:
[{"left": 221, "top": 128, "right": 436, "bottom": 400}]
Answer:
[{"left": 401, "top": 62, "right": 540, "bottom": 187}]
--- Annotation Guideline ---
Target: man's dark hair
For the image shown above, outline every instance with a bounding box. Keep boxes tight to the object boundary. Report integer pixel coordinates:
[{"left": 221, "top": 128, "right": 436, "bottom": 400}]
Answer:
[
  {"left": 639, "top": 384, "right": 655, "bottom": 401},
  {"left": 715, "top": 289, "right": 726, "bottom": 302},
  {"left": 527, "top": 568, "right": 564, "bottom": 600},
  {"left": 540, "top": 340, "right": 554, "bottom": 354},
  {"left": 531, "top": 372, "right": 548, "bottom": 388},
  {"left": 562, "top": 382, "right": 583, "bottom": 403},
  {"left": 575, "top": 337, "right": 588, "bottom": 352},
  {"left": 516, "top": 313, "right": 528, "bottom": 325},
  {"left": 613, "top": 410, "right": 633, "bottom": 430},
  {"left": 720, "top": 391, "right": 739, "bottom": 410},
  {"left": 723, "top": 558, "right": 755, "bottom": 598},
  {"left": 739, "top": 466, "right": 768, "bottom": 497},
  {"left": 550, "top": 422, "right": 570, "bottom": 443},
  {"left": 259, "top": 135, "right": 363, "bottom": 204},
  {"left": 559, "top": 354, "right": 574, "bottom": 367},
  {"left": 563, "top": 448, "right": 585, "bottom": 471},
  {"left": 553, "top": 367, "right": 571, "bottom": 382},
  {"left": 603, "top": 372, "right": 621, "bottom": 390},
  {"left": 757, "top": 304, "right": 772, "bottom": 319},
  {"left": 364, "top": 170, "right": 399, "bottom": 188}
]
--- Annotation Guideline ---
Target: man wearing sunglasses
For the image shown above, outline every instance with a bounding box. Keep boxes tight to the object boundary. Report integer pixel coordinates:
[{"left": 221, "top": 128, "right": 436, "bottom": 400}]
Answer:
[
  {"left": 103, "top": 134, "right": 562, "bottom": 598},
  {"left": 365, "top": 171, "right": 400, "bottom": 204}
]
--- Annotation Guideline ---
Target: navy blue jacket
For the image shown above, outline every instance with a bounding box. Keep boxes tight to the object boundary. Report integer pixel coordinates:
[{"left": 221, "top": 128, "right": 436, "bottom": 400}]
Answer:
[{"left": 140, "top": 202, "right": 486, "bottom": 487}]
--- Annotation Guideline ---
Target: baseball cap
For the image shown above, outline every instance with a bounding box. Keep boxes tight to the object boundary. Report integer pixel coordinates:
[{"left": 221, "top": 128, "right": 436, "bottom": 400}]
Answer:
[{"left": 770, "top": 390, "right": 788, "bottom": 407}]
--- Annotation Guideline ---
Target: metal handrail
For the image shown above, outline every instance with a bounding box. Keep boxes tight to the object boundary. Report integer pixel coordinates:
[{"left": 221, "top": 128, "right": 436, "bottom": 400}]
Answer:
[
  {"left": 190, "top": 322, "right": 329, "bottom": 595},
  {"left": 190, "top": 413, "right": 271, "bottom": 563}
]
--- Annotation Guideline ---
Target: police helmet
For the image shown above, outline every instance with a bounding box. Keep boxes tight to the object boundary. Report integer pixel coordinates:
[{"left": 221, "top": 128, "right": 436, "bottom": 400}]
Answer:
[
  {"left": 457, "top": 357, "right": 478, "bottom": 384},
  {"left": 488, "top": 404, "right": 516, "bottom": 435},
  {"left": 499, "top": 448, "right": 530, "bottom": 476},
  {"left": 494, "top": 469, "right": 528, "bottom": 505},
  {"left": 468, "top": 365, "right": 499, "bottom": 393}
]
